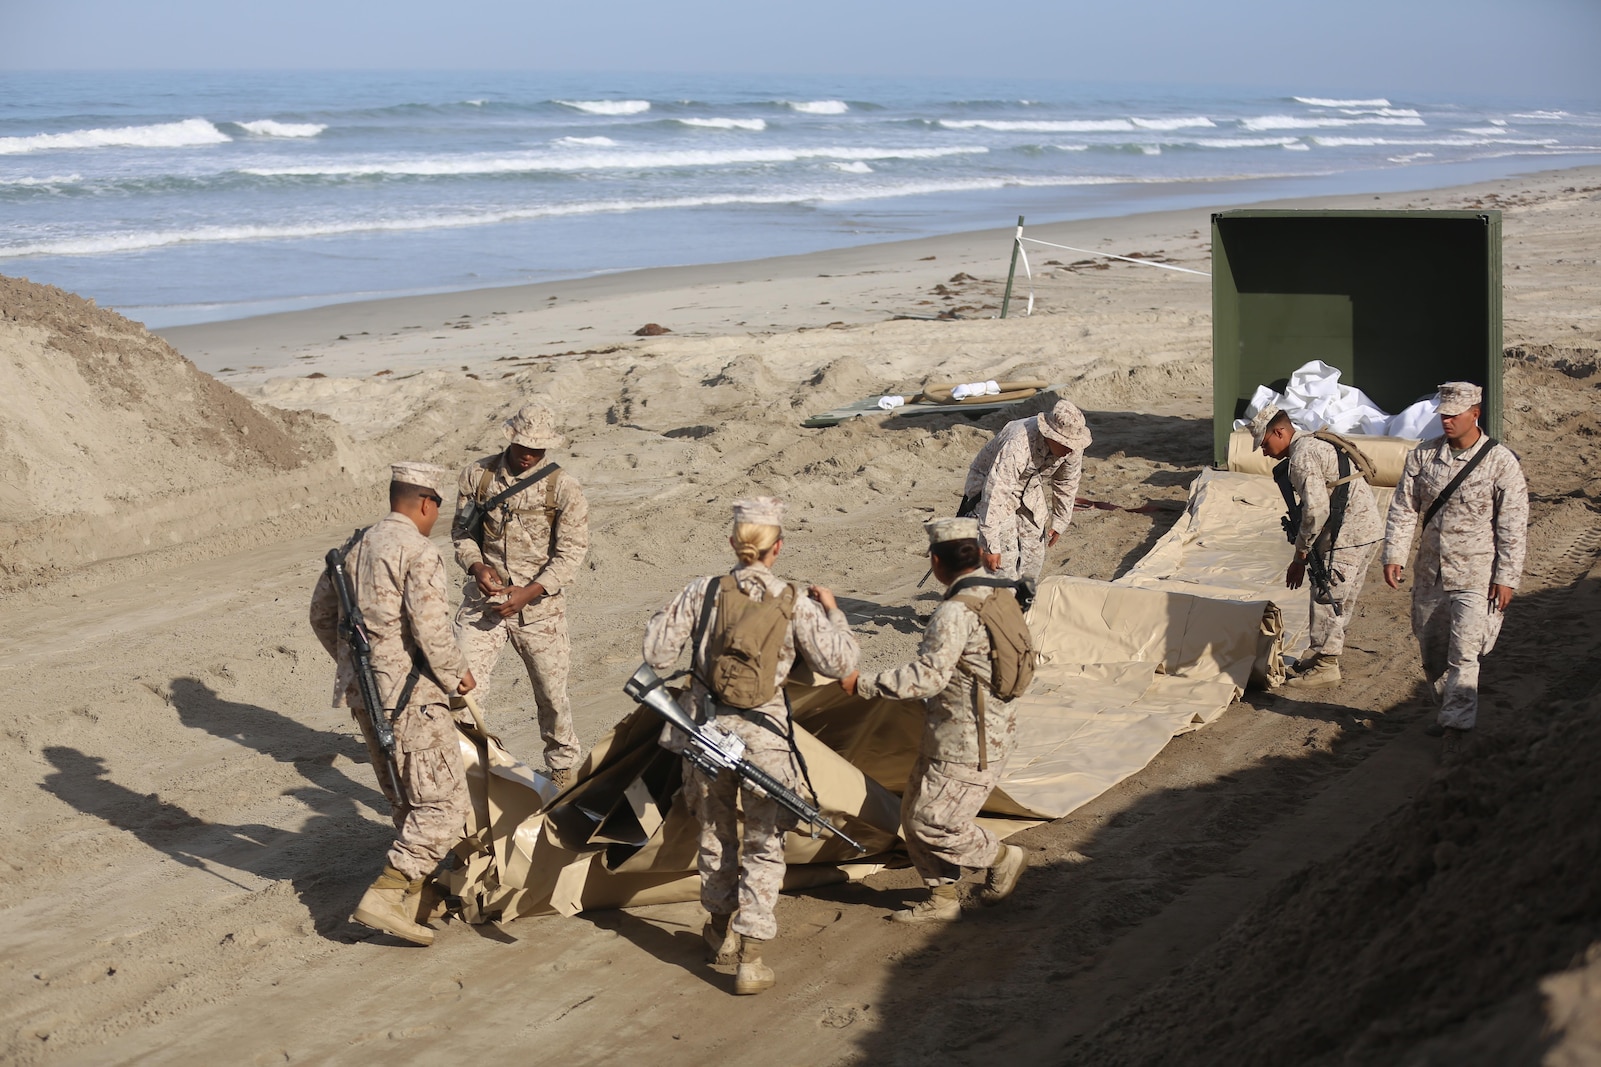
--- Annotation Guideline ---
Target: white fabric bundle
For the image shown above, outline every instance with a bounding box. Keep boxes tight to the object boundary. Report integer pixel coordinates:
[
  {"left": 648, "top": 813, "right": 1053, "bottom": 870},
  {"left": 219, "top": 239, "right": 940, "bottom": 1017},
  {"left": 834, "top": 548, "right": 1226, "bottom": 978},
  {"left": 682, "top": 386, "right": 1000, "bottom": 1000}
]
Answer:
[
  {"left": 950, "top": 380, "right": 1001, "bottom": 400},
  {"left": 876, "top": 394, "right": 907, "bottom": 411},
  {"left": 1232, "top": 360, "right": 1443, "bottom": 438}
]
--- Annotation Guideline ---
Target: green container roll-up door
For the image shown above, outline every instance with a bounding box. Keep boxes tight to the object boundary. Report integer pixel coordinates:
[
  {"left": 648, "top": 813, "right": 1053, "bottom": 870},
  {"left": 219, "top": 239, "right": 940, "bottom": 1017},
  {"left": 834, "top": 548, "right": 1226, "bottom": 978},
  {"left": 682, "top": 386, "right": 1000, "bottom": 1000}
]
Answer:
[{"left": 1211, "top": 209, "right": 1502, "bottom": 464}]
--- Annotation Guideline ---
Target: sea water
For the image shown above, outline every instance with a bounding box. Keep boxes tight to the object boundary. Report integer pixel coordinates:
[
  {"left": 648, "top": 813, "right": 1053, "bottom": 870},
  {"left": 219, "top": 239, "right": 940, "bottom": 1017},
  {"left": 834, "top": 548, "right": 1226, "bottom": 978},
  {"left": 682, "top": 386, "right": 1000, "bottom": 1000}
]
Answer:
[{"left": 2, "top": 70, "right": 1597, "bottom": 327}]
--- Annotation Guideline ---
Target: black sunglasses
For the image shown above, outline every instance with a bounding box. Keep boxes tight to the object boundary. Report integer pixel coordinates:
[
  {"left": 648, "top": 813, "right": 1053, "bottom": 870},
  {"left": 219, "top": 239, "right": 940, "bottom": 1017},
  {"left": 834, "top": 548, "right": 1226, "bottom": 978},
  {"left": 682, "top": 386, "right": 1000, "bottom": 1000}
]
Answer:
[{"left": 421, "top": 492, "right": 443, "bottom": 507}]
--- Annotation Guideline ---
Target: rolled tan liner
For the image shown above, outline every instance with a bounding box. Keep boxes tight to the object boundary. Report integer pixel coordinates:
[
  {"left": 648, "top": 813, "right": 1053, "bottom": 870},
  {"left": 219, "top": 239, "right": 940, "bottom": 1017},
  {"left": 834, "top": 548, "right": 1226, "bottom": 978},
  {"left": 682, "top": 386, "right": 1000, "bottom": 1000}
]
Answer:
[{"left": 1226, "top": 428, "right": 1419, "bottom": 487}]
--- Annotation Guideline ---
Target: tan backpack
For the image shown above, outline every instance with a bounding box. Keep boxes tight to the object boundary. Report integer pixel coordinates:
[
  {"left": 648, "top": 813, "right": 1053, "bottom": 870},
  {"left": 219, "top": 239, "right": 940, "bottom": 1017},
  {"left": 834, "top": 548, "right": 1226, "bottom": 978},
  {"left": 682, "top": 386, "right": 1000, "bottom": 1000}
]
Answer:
[
  {"left": 696, "top": 576, "right": 798, "bottom": 710},
  {"left": 952, "top": 585, "right": 1035, "bottom": 701}
]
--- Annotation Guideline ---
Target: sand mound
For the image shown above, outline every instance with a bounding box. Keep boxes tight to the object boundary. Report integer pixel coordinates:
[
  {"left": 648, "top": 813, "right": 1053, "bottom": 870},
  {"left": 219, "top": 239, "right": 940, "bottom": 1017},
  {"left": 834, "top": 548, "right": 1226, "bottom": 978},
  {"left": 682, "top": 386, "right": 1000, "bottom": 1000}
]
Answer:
[{"left": 0, "top": 275, "right": 361, "bottom": 594}]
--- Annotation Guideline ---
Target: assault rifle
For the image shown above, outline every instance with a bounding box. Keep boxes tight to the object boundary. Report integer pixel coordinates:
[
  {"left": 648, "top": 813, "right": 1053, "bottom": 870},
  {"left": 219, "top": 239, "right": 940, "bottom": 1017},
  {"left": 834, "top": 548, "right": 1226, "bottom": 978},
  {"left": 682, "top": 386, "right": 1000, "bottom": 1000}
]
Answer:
[
  {"left": 1272, "top": 463, "right": 1341, "bottom": 617},
  {"left": 623, "top": 663, "right": 866, "bottom": 853},
  {"left": 324, "top": 546, "right": 406, "bottom": 799},
  {"left": 917, "top": 492, "right": 982, "bottom": 589}
]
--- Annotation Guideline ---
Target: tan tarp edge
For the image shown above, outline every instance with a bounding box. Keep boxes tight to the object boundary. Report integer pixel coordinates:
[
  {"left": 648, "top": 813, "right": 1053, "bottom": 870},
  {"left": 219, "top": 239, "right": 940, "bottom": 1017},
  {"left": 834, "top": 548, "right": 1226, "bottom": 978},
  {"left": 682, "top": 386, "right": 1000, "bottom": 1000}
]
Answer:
[
  {"left": 1226, "top": 427, "right": 1418, "bottom": 486},
  {"left": 1122, "top": 467, "right": 1392, "bottom": 658}
]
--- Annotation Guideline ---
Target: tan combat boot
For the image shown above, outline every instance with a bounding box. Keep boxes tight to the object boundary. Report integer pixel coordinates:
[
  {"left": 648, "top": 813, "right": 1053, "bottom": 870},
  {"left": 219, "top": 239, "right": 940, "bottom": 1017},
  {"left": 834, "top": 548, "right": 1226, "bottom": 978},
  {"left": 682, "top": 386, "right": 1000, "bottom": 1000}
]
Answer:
[
  {"left": 548, "top": 767, "right": 574, "bottom": 791},
  {"left": 893, "top": 882, "right": 961, "bottom": 924},
  {"left": 411, "top": 877, "right": 450, "bottom": 926},
  {"left": 351, "top": 865, "right": 435, "bottom": 946},
  {"left": 733, "top": 935, "right": 775, "bottom": 996},
  {"left": 979, "top": 843, "right": 1027, "bottom": 906},
  {"left": 704, "top": 913, "right": 739, "bottom": 967},
  {"left": 1285, "top": 655, "right": 1341, "bottom": 689}
]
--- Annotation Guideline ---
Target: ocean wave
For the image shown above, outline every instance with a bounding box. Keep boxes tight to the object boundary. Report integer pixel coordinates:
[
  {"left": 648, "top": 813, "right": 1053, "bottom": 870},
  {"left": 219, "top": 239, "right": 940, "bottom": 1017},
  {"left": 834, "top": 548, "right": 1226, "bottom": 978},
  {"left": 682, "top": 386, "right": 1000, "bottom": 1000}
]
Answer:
[
  {"left": 1388, "top": 152, "right": 1434, "bottom": 163},
  {"left": 677, "top": 117, "right": 767, "bottom": 131},
  {"left": 1294, "top": 96, "right": 1392, "bottom": 108},
  {"left": 1130, "top": 116, "right": 1216, "bottom": 130},
  {"left": 942, "top": 119, "right": 1135, "bottom": 132},
  {"left": 236, "top": 119, "right": 326, "bottom": 138},
  {"left": 0, "top": 118, "right": 230, "bottom": 155},
  {"left": 553, "top": 136, "right": 617, "bottom": 147},
  {"left": 464, "top": 99, "right": 486, "bottom": 107},
  {"left": 1456, "top": 126, "right": 1511, "bottom": 136},
  {"left": 788, "top": 100, "right": 849, "bottom": 115},
  {"left": 0, "top": 175, "right": 1136, "bottom": 259},
  {"left": 0, "top": 173, "right": 83, "bottom": 186},
  {"left": 830, "top": 161, "right": 873, "bottom": 173},
  {"left": 1512, "top": 110, "right": 1567, "bottom": 119},
  {"left": 1186, "top": 136, "right": 1303, "bottom": 148},
  {"left": 1242, "top": 114, "right": 1426, "bottom": 131},
  {"left": 555, "top": 99, "right": 651, "bottom": 116},
  {"left": 1310, "top": 135, "right": 1559, "bottom": 147},
  {"left": 240, "top": 144, "right": 989, "bottom": 177},
  {"left": 1339, "top": 107, "right": 1421, "bottom": 118}
]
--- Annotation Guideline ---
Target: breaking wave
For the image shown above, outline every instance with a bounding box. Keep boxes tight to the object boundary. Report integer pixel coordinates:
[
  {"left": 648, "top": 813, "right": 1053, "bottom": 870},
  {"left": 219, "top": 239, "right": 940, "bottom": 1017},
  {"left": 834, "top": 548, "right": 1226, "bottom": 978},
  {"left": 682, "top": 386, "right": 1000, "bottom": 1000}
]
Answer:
[
  {"left": 1294, "top": 96, "right": 1392, "bottom": 108},
  {"left": 1130, "top": 116, "right": 1216, "bottom": 130},
  {"left": 942, "top": 118, "right": 1136, "bottom": 132},
  {"left": 787, "top": 100, "right": 849, "bottom": 114},
  {"left": 555, "top": 99, "right": 651, "bottom": 115},
  {"left": 1242, "top": 114, "right": 1426, "bottom": 131},
  {"left": 0, "top": 118, "right": 231, "bottom": 155},
  {"left": 676, "top": 117, "right": 767, "bottom": 131},
  {"left": 236, "top": 120, "right": 326, "bottom": 138},
  {"left": 0, "top": 175, "right": 1131, "bottom": 259},
  {"left": 553, "top": 136, "right": 618, "bottom": 147},
  {"left": 240, "top": 145, "right": 989, "bottom": 178}
]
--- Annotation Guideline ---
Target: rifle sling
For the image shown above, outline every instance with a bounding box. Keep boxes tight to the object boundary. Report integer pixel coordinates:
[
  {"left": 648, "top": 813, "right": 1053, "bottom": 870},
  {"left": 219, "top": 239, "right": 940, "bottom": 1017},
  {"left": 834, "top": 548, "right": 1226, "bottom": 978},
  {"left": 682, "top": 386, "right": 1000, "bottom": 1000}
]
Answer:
[
  {"left": 1422, "top": 437, "right": 1499, "bottom": 531},
  {"left": 482, "top": 462, "right": 560, "bottom": 516}
]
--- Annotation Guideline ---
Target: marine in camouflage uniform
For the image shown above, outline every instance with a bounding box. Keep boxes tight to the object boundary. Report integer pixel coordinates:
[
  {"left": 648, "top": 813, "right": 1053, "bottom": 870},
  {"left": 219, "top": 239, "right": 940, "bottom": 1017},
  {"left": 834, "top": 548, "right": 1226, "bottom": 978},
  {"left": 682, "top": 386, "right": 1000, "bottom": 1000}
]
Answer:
[
  {"left": 643, "top": 496, "right": 858, "bottom": 993},
  {"left": 964, "top": 399, "right": 1091, "bottom": 581},
  {"left": 452, "top": 404, "right": 589, "bottom": 778},
  {"left": 1251, "top": 404, "right": 1385, "bottom": 689},
  {"left": 1383, "top": 382, "right": 1528, "bottom": 738},
  {"left": 844, "top": 516, "right": 1028, "bottom": 923},
  {"left": 310, "top": 461, "right": 474, "bottom": 945}
]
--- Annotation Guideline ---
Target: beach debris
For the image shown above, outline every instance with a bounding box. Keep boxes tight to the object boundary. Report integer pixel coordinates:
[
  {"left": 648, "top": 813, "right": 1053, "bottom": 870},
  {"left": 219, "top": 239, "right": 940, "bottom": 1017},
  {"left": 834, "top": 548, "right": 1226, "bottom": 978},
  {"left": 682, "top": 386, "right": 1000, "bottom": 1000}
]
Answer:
[
  {"left": 918, "top": 255, "right": 936, "bottom": 260},
  {"left": 949, "top": 272, "right": 976, "bottom": 283},
  {"left": 634, "top": 323, "right": 671, "bottom": 336}
]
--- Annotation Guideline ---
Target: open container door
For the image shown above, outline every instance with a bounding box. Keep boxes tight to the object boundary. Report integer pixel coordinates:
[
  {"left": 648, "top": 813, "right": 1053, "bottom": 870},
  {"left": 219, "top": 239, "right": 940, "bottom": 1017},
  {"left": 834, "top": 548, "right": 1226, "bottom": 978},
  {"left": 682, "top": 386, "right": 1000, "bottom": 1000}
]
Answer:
[{"left": 1211, "top": 209, "right": 1502, "bottom": 465}]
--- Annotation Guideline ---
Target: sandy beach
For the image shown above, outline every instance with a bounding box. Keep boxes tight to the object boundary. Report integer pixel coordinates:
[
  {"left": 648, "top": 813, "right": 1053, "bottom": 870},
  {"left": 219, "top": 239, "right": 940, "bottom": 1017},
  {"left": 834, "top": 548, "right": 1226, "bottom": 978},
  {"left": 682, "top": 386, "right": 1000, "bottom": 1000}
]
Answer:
[{"left": 3, "top": 163, "right": 1600, "bottom": 1065}]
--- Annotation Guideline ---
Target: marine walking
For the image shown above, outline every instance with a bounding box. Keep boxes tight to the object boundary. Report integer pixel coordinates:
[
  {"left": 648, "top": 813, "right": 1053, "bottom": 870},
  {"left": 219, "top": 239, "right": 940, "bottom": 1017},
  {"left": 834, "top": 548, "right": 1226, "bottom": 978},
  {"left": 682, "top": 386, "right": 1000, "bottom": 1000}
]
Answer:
[{"left": 1383, "top": 382, "right": 1529, "bottom": 751}]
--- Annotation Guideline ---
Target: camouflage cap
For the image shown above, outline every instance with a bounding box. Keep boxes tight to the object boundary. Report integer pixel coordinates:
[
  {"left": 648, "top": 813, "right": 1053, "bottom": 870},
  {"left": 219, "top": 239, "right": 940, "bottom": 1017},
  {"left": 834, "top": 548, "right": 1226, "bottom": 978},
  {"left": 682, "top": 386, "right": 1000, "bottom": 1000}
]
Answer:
[
  {"left": 390, "top": 461, "right": 449, "bottom": 492},
  {"left": 1436, "top": 381, "right": 1483, "bottom": 417},
  {"left": 925, "top": 516, "right": 980, "bottom": 546},
  {"left": 732, "top": 496, "right": 786, "bottom": 528},
  {"left": 1037, "top": 399, "right": 1092, "bottom": 451},
  {"left": 504, "top": 403, "right": 565, "bottom": 450},
  {"left": 1248, "top": 403, "right": 1283, "bottom": 450}
]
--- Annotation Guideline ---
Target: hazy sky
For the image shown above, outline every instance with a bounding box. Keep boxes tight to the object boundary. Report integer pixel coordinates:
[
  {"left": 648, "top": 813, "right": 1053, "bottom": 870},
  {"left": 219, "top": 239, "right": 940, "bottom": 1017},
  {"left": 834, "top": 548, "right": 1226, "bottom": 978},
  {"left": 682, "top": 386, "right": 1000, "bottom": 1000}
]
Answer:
[{"left": 2, "top": 0, "right": 1598, "bottom": 100}]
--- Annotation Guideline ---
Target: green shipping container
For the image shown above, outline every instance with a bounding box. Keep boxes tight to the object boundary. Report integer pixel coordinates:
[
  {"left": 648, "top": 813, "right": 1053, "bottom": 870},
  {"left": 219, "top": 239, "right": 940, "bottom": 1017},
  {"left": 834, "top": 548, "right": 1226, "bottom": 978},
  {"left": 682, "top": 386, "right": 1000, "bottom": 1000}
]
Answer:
[{"left": 1211, "top": 209, "right": 1502, "bottom": 465}]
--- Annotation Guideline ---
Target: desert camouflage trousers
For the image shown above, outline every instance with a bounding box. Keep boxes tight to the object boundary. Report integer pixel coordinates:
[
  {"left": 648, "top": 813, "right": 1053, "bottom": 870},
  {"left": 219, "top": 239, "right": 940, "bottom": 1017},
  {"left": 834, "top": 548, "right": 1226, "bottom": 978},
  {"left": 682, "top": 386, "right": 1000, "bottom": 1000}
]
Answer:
[
  {"left": 1307, "top": 539, "right": 1379, "bottom": 658},
  {"left": 684, "top": 744, "right": 799, "bottom": 941},
  {"left": 1412, "top": 581, "right": 1506, "bottom": 731},
  {"left": 992, "top": 513, "right": 1048, "bottom": 582},
  {"left": 354, "top": 700, "right": 471, "bottom": 881},
  {"left": 903, "top": 755, "right": 1002, "bottom": 887},
  {"left": 454, "top": 590, "right": 581, "bottom": 770}
]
